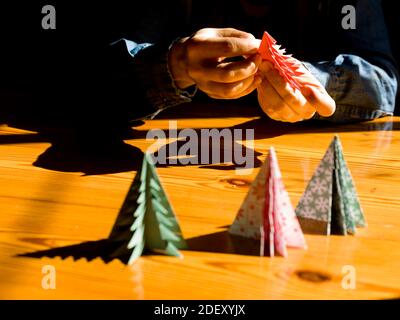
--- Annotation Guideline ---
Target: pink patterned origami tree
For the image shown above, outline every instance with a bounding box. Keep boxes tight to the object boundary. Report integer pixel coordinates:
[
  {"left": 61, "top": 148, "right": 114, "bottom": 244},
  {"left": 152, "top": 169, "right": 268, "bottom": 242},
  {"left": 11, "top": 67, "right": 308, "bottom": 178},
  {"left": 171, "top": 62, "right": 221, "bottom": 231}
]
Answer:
[
  {"left": 229, "top": 147, "right": 307, "bottom": 257},
  {"left": 258, "top": 31, "right": 304, "bottom": 91}
]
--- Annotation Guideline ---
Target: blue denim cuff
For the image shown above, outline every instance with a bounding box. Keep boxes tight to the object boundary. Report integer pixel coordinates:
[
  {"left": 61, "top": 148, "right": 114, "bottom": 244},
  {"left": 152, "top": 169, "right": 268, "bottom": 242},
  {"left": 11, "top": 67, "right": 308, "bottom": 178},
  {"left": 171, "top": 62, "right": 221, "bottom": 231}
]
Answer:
[{"left": 303, "top": 54, "right": 397, "bottom": 123}]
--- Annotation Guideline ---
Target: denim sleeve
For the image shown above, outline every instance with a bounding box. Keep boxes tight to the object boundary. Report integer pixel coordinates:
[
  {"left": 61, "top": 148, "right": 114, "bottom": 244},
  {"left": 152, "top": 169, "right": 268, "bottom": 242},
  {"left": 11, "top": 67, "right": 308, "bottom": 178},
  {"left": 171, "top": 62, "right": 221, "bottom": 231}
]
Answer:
[
  {"left": 304, "top": 55, "right": 398, "bottom": 123},
  {"left": 107, "top": 38, "right": 196, "bottom": 121},
  {"left": 302, "top": 0, "right": 398, "bottom": 123}
]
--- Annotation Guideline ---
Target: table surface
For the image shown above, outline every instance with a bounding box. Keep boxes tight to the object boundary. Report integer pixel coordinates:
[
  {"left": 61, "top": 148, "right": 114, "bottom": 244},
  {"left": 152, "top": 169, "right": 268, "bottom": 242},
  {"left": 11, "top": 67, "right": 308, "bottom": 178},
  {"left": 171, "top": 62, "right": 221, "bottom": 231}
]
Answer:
[{"left": 1, "top": 101, "right": 399, "bottom": 299}]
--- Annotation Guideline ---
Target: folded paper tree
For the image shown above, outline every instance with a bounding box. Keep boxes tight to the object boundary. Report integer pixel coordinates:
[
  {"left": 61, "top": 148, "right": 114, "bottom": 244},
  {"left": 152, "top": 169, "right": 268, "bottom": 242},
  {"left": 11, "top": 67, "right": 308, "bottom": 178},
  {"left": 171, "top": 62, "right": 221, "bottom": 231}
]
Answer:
[
  {"left": 295, "top": 136, "right": 366, "bottom": 235},
  {"left": 258, "top": 31, "right": 304, "bottom": 91},
  {"left": 108, "top": 153, "right": 187, "bottom": 264},
  {"left": 229, "top": 147, "right": 307, "bottom": 257}
]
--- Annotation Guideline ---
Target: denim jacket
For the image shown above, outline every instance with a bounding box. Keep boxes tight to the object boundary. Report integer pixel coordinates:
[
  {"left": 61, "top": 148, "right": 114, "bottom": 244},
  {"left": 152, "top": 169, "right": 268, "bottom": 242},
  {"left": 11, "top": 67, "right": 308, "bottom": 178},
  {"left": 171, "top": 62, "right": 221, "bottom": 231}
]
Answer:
[{"left": 111, "top": 0, "right": 398, "bottom": 123}]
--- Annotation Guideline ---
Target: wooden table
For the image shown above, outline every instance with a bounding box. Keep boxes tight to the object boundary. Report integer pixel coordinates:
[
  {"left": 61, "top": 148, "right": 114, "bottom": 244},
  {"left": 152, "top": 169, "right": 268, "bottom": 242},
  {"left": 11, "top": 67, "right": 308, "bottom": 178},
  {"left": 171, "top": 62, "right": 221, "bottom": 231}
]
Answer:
[{"left": 1, "top": 101, "right": 399, "bottom": 299}]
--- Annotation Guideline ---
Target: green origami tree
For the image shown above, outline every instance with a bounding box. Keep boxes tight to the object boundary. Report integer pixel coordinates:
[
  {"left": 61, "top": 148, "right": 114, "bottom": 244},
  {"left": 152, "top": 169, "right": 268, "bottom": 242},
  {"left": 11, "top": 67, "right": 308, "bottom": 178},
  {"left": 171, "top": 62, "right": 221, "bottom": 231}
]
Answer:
[
  {"left": 295, "top": 136, "right": 366, "bottom": 235},
  {"left": 108, "top": 153, "right": 187, "bottom": 264}
]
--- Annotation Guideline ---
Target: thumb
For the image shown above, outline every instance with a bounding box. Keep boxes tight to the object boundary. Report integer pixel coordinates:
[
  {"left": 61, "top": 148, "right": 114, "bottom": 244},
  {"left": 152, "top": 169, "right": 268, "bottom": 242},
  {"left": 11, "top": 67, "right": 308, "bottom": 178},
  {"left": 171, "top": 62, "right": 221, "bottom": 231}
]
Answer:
[{"left": 301, "top": 86, "right": 336, "bottom": 117}]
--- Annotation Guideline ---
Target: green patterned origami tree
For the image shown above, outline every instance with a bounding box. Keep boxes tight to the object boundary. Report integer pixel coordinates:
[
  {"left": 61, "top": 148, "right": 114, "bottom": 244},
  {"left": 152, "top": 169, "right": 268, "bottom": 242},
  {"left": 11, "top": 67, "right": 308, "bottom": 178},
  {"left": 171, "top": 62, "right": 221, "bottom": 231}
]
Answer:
[
  {"left": 295, "top": 136, "right": 366, "bottom": 235},
  {"left": 108, "top": 153, "right": 187, "bottom": 264}
]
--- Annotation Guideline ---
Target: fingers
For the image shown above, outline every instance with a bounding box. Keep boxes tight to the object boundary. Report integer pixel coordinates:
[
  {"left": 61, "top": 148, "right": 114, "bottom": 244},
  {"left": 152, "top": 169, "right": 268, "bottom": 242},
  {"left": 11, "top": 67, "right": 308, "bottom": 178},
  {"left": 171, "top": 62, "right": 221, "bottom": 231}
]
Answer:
[
  {"left": 196, "top": 54, "right": 262, "bottom": 83},
  {"left": 301, "top": 86, "right": 336, "bottom": 117},
  {"left": 215, "top": 28, "right": 255, "bottom": 39},
  {"left": 257, "top": 79, "right": 301, "bottom": 122},
  {"left": 258, "top": 60, "right": 335, "bottom": 121},
  {"left": 260, "top": 70, "right": 315, "bottom": 120},
  {"left": 201, "top": 75, "right": 262, "bottom": 100},
  {"left": 263, "top": 67, "right": 303, "bottom": 108},
  {"left": 229, "top": 76, "right": 262, "bottom": 99},
  {"left": 180, "top": 27, "right": 264, "bottom": 100},
  {"left": 187, "top": 37, "right": 260, "bottom": 58}
]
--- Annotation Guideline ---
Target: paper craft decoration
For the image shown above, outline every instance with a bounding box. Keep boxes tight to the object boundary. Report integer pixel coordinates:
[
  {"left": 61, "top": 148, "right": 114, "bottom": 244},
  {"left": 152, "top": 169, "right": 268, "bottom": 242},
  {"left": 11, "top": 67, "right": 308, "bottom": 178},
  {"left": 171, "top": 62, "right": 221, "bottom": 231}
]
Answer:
[
  {"left": 258, "top": 31, "right": 304, "bottom": 91},
  {"left": 108, "top": 153, "right": 187, "bottom": 264},
  {"left": 295, "top": 136, "right": 366, "bottom": 235},
  {"left": 229, "top": 147, "right": 307, "bottom": 257}
]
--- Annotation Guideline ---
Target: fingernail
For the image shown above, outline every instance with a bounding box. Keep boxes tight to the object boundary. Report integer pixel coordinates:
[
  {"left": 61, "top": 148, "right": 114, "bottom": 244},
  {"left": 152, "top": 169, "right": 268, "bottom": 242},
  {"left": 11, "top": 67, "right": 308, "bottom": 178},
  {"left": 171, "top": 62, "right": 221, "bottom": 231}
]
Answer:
[{"left": 252, "top": 38, "right": 262, "bottom": 48}]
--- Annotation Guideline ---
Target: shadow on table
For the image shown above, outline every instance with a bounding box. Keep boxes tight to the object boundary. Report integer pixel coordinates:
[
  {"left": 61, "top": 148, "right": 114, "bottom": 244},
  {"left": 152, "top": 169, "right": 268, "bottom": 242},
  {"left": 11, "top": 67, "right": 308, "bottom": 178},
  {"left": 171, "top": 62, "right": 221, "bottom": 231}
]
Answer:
[
  {"left": 0, "top": 121, "right": 147, "bottom": 175},
  {"left": 1, "top": 96, "right": 399, "bottom": 175},
  {"left": 153, "top": 132, "right": 264, "bottom": 171},
  {"left": 17, "top": 230, "right": 267, "bottom": 263},
  {"left": 185, "top": 230, "right": 269, "bottom": 257},
  {"left": 132, "top": 116, "right": 400, "bottom": 141},
  {"left": 17, "top": 162, "right": 164, "bottom": 264},
  {"left": 2, "top": 116, "right": 398, "bottom": 175},
  {"left": 17, "top": 173, "right": 264, "bottom": 262},
  {"left": 32, "top": 129, "right": 145, "bottom": 175},
  {"left": 21, "top": 125, "right": 263, "bottom": 173},
  {"left": 17, "top": 239, "right": 126, "bottom": 263},
  {"left": 17, "top": 238, "right": 163, "bottom": 264}
]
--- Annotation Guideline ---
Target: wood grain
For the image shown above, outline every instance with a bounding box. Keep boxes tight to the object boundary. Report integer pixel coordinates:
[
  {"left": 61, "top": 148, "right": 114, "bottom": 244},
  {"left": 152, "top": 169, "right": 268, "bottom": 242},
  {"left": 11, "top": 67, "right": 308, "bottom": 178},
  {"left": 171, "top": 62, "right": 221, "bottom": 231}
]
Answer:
[{"left": 0, "top": 109, "right": 400, "bottom": 299}]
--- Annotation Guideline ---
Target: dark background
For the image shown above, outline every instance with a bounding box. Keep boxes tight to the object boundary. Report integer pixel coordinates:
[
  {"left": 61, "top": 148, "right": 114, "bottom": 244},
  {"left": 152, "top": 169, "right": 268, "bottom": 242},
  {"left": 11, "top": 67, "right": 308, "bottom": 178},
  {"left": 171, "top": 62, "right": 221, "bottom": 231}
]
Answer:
[{"left": 0, "top": 0, "right": 398, "bottom": 127}]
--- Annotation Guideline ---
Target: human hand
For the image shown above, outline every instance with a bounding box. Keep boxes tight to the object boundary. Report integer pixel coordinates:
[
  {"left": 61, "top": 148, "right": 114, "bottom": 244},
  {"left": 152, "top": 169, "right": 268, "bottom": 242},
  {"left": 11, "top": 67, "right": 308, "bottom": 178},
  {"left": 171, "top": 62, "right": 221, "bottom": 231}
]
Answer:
[
  {"left": 256, "top": 59, "right": 336, "bottom": 122},
  {"left": 168, "top": 28, "right": 262, "bottom": 99}
]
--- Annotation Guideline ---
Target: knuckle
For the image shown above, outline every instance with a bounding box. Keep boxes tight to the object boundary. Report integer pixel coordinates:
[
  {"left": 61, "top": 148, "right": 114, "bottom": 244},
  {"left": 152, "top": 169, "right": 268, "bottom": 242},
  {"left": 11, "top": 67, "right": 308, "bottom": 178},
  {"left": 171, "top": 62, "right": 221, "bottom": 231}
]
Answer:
[
  {"left": 220, "top": 70, "right": 236, "bottom": 82},
  {"left": 244, "top": 32, "right": 255, "bottom": 40},
  {"left": 197, "top": 28, "right": 214, "bottom": 36},
  {"left": 221, "top": 40, "right": 235, "bottom": 54},
  {"left": 239, "top": 64, "right": 255, "bottom": 79},
  {"left": 231, "top": 81, "right": 247, "bottom": 94},
  {"left": 223, "top": 27, "right": 237, "bottom": 34},
  {"left": 246, "top": 61, "right": 257, "bottom": 73}
]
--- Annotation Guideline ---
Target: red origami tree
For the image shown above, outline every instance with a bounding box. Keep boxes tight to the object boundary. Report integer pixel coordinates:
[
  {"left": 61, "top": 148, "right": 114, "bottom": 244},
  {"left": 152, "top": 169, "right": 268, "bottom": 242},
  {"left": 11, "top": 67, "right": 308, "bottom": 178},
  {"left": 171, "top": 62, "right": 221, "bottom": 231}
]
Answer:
[{"left": 258, "top": 31, "right": 304, "bottom": 91}]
